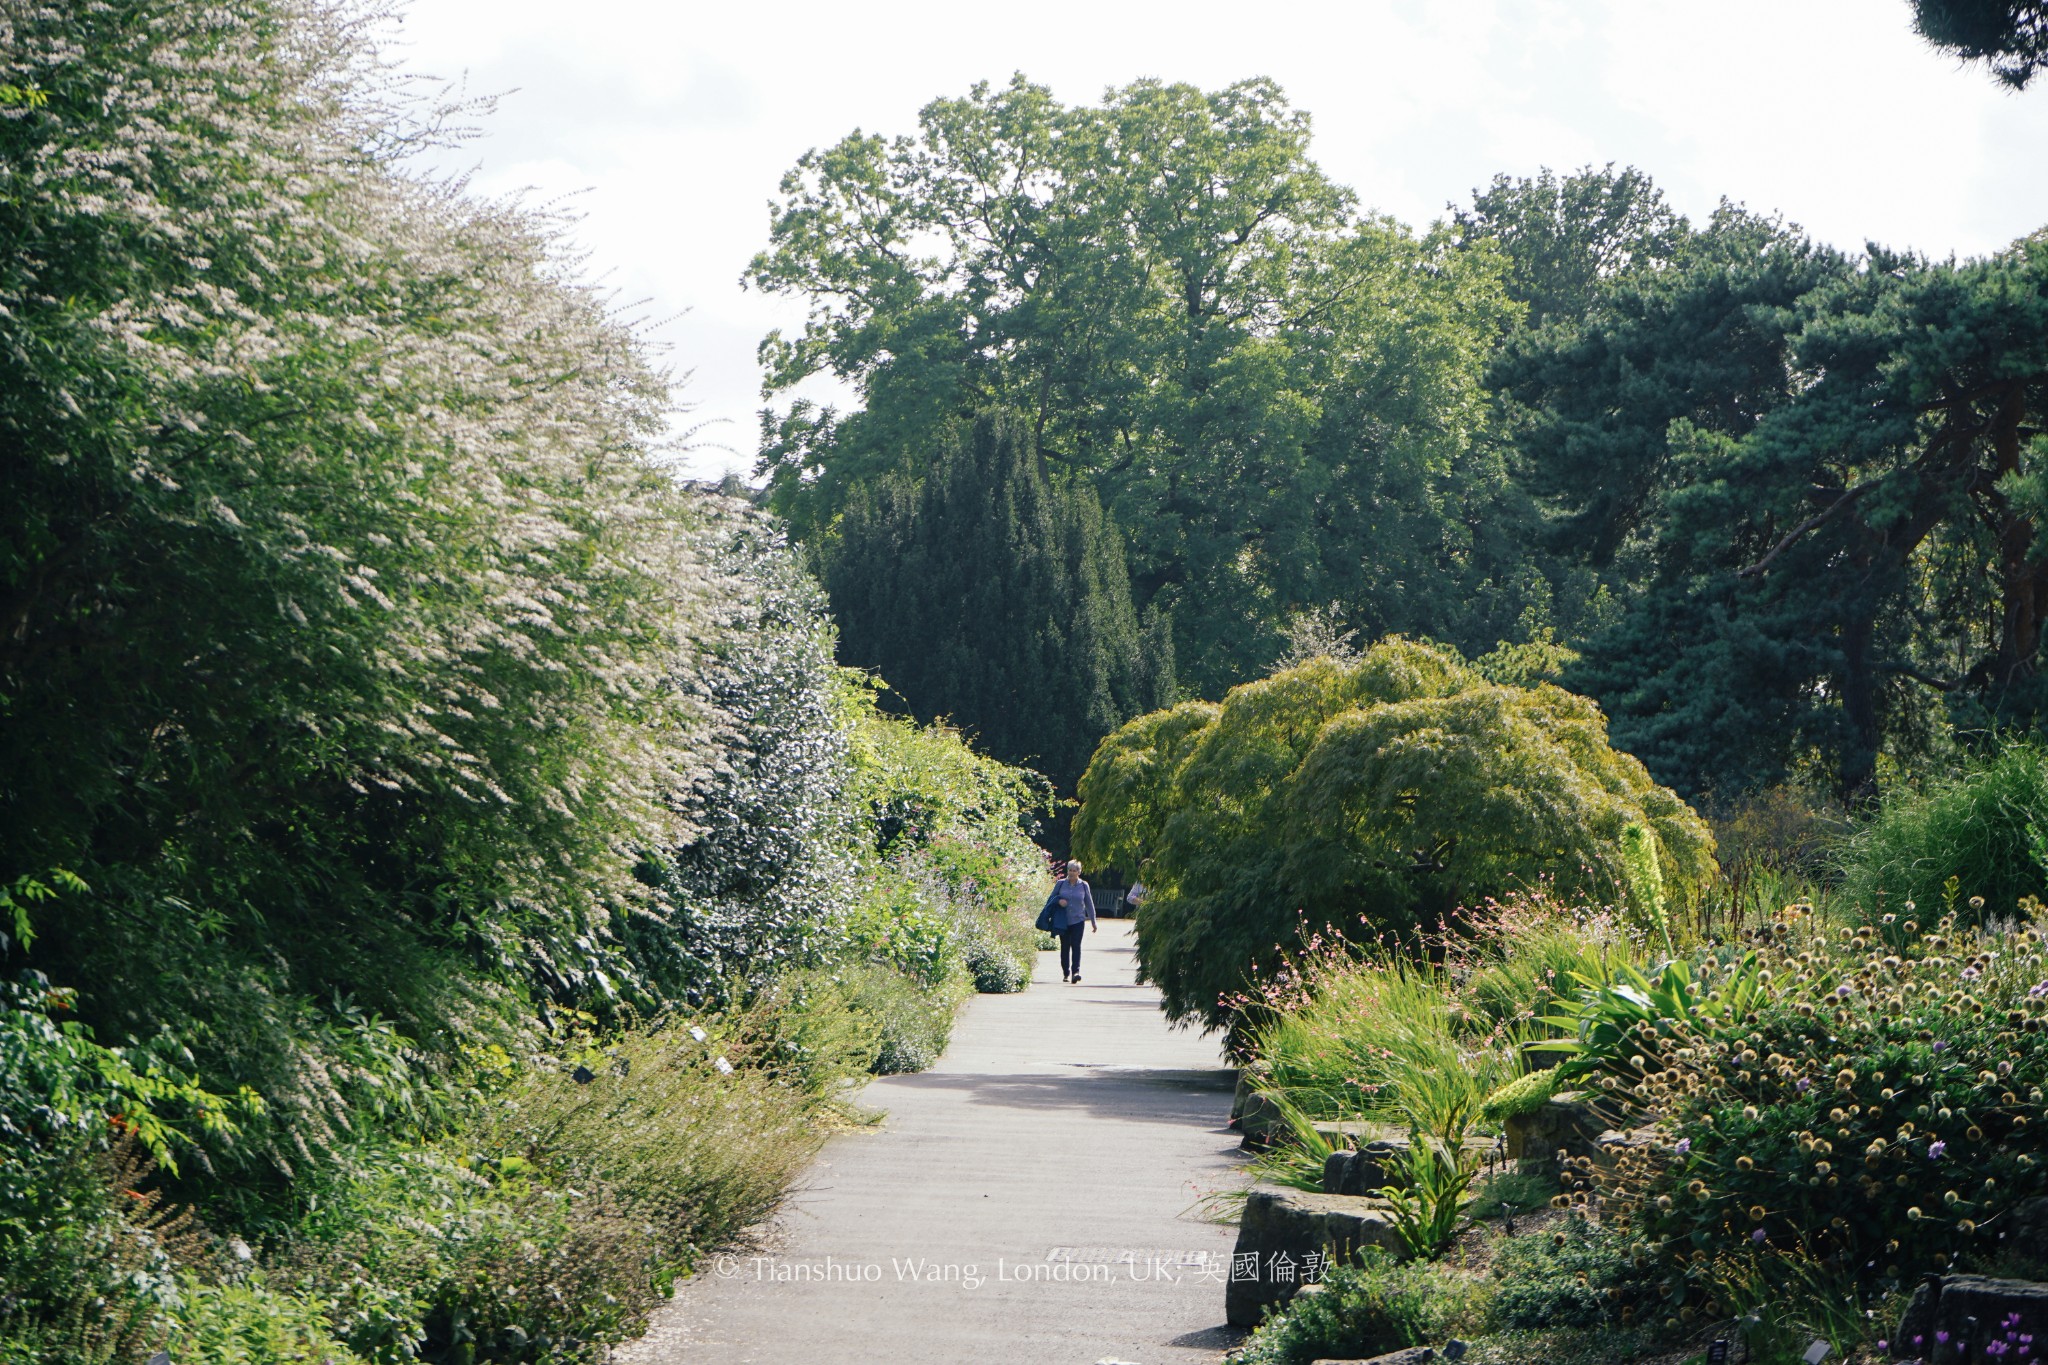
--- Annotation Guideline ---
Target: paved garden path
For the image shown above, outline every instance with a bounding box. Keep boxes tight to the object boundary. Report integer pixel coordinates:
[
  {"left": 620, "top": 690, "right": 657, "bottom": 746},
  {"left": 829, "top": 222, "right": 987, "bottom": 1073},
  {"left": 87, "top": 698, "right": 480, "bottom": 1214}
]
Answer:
[{"left": 619, "top": 919, "right": 1245, "bottom": 1364}]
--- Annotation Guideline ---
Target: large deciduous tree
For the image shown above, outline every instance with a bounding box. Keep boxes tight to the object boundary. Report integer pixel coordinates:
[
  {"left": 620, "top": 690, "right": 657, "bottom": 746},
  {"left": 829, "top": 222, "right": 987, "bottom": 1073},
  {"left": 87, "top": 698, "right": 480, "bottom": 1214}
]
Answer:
[
  {"left": 1451, "top": 164, "right": 1689, "bottom": 332},
  {"left": 1072, "top": 639, "right": 1715, "bottom": 1031},
  {"left": 821, "top": 413, "right": 1172, "bottom": 799},
  {"left": 748, "top": 75, "right": 1526, "bottom": 697}
]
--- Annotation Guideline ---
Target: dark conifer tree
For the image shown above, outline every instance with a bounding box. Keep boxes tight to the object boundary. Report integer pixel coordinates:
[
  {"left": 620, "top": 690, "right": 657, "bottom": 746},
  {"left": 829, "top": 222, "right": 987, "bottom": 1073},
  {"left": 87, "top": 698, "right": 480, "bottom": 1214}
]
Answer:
[
  {"left": 1911, "top": 0, "right": 2048, "bottom": 87},
  {"left": 822, "top": 413, "right": 1172, "bottom": 802}
]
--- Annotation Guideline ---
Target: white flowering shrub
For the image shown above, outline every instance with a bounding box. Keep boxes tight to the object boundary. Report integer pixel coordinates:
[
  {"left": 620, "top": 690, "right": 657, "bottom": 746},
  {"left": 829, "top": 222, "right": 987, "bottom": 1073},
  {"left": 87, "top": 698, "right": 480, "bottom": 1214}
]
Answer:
[
  {"left": 630, "top": 507, "right": 858, "bottom": 1005},
  {"left": 0, "top": 0, "right": 717, "bottom": 1175}
]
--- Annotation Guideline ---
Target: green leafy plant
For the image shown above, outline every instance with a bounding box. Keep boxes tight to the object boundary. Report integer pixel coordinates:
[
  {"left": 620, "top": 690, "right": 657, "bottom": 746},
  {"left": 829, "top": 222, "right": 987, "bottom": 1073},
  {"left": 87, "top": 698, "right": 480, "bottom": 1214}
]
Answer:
[
  {"left": 1228, "top": 1250, "right": 1492, "bottom": 1365},
  {"left": 1486, "top": 1218, "right": 1663, "bottom": 1331},
  {"left": 1533, "top": 952, "right": 1766, "bottom": 1083},
  {"left": 1377, "top": 1134, "right": 1483, "bottom": 1259},
  {"left": 1621, "top": 822, "right": 1673, "bottom": 955}
]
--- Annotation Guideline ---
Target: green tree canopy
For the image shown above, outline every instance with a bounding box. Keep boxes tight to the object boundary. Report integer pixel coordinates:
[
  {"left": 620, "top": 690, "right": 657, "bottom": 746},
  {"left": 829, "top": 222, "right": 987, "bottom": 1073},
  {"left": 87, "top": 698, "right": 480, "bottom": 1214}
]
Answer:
[
  {"left": 1451, "top": 164, "right": 1689, "bottom": 332},
  {"left": 1072, "top": 639, "right": 1715, "bottom": 1030},
  {"left": 1488, "top": 205, "right": 1847, "bottom": 569},
  {"left": 820, "top": 413, "right": 1172, "bottom": 799},
  {"left": 749, "top": 75, "right": 1530, "bottom": 695}
]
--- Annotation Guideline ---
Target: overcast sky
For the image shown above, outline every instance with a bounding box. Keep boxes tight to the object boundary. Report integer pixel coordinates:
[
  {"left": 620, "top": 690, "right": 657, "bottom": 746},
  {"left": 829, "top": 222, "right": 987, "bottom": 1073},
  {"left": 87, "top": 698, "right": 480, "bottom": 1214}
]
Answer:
[{"left": 391, "top": 0, "right": 2048, "bottom": 481}]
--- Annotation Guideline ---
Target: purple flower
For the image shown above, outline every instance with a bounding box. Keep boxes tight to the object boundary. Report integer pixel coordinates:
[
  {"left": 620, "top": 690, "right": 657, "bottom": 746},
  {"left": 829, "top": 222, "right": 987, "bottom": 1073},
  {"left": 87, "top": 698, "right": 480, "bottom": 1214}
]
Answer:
[
  {"left": 2030, "top": 982, "right": 2048, "bottom": 999},
  {"left": 1934, "top": 1040, "right": 1949, "bottom": 1053},
  {"left": 1964, "top": 967, "right": 1983, "bottom": 981},
  {"left": 1837, "top": 983, "right": 1852, "bottom": 997},
  {"left": 1878, "top": 1343, "right": 1889, "bottom": 1354},
  {"left": 1751, "top": 1228, "right": 1766, "bottom": 1243},
  {"left": 1675, "top": 1138, "right": 1691, "bottom": 1155},
  {"left": 1940, "top": 1332, "right": 1952, "bottom": 1345},
  {"left": 1930, "top": 1140, "right": 1949, "bottom": 1159},
  {"left": 1797, "top": 1078, "right": 1812, "bottom": 1093}
]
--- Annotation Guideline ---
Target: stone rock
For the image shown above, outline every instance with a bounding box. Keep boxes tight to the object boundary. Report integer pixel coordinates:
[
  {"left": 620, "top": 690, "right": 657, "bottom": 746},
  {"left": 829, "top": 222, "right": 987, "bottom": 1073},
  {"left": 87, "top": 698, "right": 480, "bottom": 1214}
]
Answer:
[
  {"left": 1308, "top": 1350, "right": 1435, "bottom": 1365},
  {"left": 2004, "top": 1196, "right": 2048, "bottom": 1271},
  {"left": 1313, "top": 1119, "right": 1382, "bottom": 1148},
  {"left": 1322, "top": 1141, "right": 1408, "bottom": 1195},
  {"left": 1892, "top": 1274, "right": 2048, "bottom": 1362},
  {"left": 1232, "top": 1066, "right": 1286, "bottom": 1150},
  {"left": 1894, "top": 1277, "right": 1939, "bottom": 1360},
  {"left": 1229, "top": 1065, "right": 1261, "bottom": 1122},
  {"left": 1224, "top": 1187, "right": 1409, "bottom": 1328},
  {"left": 1503, "top": 1092, "right": 1603, "bottom": 1177}
]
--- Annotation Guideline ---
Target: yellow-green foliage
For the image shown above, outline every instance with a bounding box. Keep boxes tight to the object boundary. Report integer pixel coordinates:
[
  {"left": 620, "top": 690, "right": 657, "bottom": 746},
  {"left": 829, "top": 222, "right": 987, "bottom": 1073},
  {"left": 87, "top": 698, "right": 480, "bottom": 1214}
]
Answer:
[
  {"left": 1073, "top": 638, "right": 1714, "bottom": 1028},
  {"left": 1480, "top": 1068, "right": 1561, "bottom": 1124}
]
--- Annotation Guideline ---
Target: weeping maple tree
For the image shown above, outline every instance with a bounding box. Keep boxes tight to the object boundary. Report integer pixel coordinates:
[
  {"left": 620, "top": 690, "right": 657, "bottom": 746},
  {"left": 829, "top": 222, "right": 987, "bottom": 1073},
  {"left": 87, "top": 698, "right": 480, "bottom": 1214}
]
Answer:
[{"left": 1072, "top": 639, "right": 1715, "bottom": 1030}]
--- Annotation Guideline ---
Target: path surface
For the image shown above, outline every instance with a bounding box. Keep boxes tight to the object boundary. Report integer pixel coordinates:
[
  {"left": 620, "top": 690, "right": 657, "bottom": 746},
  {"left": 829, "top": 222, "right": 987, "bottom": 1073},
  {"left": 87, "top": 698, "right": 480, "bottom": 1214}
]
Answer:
[{"left": 620, "top": 919, "right": 1245, "bottom": 1364}]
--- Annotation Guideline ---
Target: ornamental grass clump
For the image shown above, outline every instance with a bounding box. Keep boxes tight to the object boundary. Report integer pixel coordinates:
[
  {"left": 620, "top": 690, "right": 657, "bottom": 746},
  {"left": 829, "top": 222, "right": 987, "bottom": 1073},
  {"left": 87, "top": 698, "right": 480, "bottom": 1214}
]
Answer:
[
  {"left": 283, "top": 1002, "right": 856, "bottom": 1363},
  {"left": 1838, "top": 743, "right": 2048, "bottom": 931},
  {"left": 1237, "top": 896, "right": 1638, "bottom": 1203},
  {"left": 1555, "top": 903, "right": 2048, "bottom": 1320}
]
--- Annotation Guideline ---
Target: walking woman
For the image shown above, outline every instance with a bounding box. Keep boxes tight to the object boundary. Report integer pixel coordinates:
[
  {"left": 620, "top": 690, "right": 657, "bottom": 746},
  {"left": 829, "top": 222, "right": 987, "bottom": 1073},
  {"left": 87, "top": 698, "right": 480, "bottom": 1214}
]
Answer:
[{"left": 1053, "top": 859, "right": 1097, "bottom": 983}]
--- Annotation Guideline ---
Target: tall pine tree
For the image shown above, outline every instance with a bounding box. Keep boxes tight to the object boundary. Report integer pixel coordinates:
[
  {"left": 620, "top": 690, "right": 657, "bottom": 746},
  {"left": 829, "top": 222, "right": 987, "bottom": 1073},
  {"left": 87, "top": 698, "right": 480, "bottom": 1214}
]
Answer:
[{"left": 822, "top": 413, "right": 1173, "bottom": 804}]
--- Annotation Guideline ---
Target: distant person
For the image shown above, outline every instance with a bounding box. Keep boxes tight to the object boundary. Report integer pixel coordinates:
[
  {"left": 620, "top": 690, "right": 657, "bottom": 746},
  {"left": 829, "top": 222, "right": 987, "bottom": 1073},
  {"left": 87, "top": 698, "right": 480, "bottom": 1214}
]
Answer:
[
  {"left": 1053, "top": 859, "right": 1097, "bottom": 983},
  {"left": 1124, "top": 881, "right": 1145, "bottom": 911}
]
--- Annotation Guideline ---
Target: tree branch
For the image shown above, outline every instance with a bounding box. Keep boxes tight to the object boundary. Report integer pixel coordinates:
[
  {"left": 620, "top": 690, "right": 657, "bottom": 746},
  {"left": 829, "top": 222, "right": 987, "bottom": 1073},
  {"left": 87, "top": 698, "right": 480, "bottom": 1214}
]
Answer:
[
  {"left": 1737, "top": 482, "right": 1878, "bottom": 577},
  {"left": 1882, "top": 661, "right": 1956, "bottom": 692}
]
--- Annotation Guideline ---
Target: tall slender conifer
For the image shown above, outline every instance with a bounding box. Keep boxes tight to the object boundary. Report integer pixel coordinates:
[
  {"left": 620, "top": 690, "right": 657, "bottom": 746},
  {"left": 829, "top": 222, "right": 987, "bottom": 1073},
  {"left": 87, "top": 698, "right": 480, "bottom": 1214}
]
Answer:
[{"left": 824, "top": 413, "right": 1172, "bottom": 804}]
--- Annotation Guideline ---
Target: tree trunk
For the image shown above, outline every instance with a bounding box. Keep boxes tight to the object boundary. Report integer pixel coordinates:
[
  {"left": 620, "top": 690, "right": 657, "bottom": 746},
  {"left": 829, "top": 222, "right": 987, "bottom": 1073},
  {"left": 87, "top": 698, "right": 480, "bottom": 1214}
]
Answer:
[
  {"left": 1991, "top": 381, "right": 2043, "bottom": 690},
  {"left": 1837, "top": 603, "right": 1882, "bottom": 802}
]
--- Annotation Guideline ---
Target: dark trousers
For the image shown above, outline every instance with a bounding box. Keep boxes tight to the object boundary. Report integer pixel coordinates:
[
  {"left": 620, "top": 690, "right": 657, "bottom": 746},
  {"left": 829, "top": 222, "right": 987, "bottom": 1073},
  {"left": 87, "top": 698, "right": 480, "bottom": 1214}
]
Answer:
[{"left": 1059, "top": 924, "right": 1086, "bottom": 978}]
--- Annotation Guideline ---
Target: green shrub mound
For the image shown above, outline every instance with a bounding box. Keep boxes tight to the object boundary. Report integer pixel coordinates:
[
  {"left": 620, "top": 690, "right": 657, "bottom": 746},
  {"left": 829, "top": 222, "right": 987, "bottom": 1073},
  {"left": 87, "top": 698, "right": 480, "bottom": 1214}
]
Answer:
[
  {"left": 1075, "top": 639, "right": 1715, "bottom": 1029},
  {"left": 1484, "top": 1219, "right": 1662, "bottom": 1332},
  {"left": 1229, "top": 1250, "right": 1491, "bottom": 1365},
  {"left": 1228, "top": 1225, "right": 1667, "bottom": 1365},
  {"left": 965, "top": 936, "right": 1032, "bottom": 994}
]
